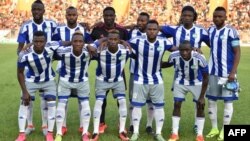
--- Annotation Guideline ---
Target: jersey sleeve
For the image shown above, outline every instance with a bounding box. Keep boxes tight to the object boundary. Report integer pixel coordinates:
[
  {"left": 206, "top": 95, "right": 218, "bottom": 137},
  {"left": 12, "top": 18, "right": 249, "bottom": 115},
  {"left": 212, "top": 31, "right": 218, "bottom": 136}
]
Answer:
[
  {"left": 84, "top": 32, "right": 93, "bottom": 43},
  {"left": 52, "top": 28, "right": 60, "bottom": 41},
  {"left": 17, "top": 53, "right": 27, "bottom": 68},
  {"left": 164, "top": 39, "right": 173, "bottom": 51},
  {"left": 17, "top": 24, "right": 28, "bottom": 43},
  {"left": 229, "top": 28, "right": 240, "bottom": 47},
  {"left": 201, "top": 28, "right": 210, "bottom": 45},
  {"left": 198, "top": 54, "right": 208, "bottom": 73},
  {"left": 161, "top": 25, "right": 176, "bottom": 37}
]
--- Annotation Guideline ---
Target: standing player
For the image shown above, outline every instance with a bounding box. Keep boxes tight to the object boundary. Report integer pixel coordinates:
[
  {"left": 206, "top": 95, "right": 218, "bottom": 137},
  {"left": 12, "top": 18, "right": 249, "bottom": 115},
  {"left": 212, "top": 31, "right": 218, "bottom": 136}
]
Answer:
[
  {"left": 161, "top": 5, "right": 210, "bottom": 132},
  {"left": 91, "top": 30, "right": 130, "bottom": 141},
  {"left": 206, "top": 7, "right": 241, "bottom": 141},
  {"left": 129, "top": 20, "right": 176, "bottom": 141},
  {"left": 54, "top": 31, "right": 91, "bottom": 141},
  {"left": 17, "top": 0, "right": 57, "bottom": 136},
  {"left": 15, "top": 31, "right": 59, "bottom": 141},
  {"left": 163, "top": 41, "right": 208, "bottom": 141},
  {"left": 128, "top": 12, "right": 155, "bottom": 134},
  {"left": 52, "top": 6, "right": 92, "bottom": 135},
  {"left": 90, "top": 6, "right": 128, "bottom": 134}
]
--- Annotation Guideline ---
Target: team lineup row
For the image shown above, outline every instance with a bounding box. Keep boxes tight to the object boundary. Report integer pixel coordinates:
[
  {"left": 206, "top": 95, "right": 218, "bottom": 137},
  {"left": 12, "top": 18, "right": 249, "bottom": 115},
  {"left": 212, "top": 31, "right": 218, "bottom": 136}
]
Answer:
[{"left": 15, "top": 0, "right": 241, "bottom": 141}]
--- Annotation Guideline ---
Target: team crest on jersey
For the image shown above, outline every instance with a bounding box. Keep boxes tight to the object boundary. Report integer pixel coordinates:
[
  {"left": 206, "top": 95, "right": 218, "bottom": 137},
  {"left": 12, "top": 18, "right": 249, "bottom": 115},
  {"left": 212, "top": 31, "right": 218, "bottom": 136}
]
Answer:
[
  {"left": 220, "top": 35, "right": 225, "bottom": 40},
  {"left": 191, "top": 65, "right": 198, "bottom": 69},
  {"left": 157, "top": 46, "right": 164, "bottom": 51}
]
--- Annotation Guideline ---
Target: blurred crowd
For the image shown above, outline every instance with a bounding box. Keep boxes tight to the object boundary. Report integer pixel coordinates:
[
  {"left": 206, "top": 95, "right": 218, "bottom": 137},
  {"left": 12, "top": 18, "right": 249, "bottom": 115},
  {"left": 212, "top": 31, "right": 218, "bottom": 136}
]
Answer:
[{"left": 0, "top": 0, "right": 249, "bottom": 37}]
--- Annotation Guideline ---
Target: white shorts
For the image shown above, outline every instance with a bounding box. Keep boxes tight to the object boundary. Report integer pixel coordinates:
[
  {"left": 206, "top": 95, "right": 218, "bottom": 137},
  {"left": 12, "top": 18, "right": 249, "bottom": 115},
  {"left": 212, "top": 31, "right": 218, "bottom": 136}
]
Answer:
[
  {"left": 57, "top": 80, "right": 90, "bottom": 101},
  {"left": 131, "top": 83, "right": 165, "bottom": 108},
  {"left": 206, "top": 75, "right": 238, "bottom": 101},
  {"left": 129, "top": 74, "right": 152, "bottom": 103},
  {"left": 173, "top": 84, "right": 202, "bottom": 102},
  {"left": 25, "top": 80, "right": 57, "bottom": 100},
  {"left": 95, "top": 79, "right": 126, "bottom": 99}
]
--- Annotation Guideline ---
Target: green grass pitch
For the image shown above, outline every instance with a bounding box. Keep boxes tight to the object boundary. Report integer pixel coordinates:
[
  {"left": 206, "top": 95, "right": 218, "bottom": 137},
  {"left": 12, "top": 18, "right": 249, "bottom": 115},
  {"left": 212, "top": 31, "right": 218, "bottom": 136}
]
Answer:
[{"left": 0, "top": 44, "right": 249, "bottom": 141}]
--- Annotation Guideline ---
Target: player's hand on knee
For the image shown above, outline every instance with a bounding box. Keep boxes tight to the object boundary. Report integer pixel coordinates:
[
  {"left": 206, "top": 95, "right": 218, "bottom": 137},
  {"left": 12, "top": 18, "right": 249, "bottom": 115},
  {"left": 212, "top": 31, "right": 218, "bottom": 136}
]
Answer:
[
  {"left": 22, "top": 92, "right": 31, "bottom": 106},
  {"left": 197, "top": 97, "right": 205, "bottom": 110}
]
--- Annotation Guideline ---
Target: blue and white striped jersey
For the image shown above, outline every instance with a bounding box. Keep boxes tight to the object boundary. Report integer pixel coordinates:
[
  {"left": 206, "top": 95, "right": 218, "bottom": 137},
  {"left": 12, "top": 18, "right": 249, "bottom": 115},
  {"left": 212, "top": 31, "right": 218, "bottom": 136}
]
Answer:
[
  {"left": 129, "top": 36, "right": 173, "bottom": 84},
  {"left": 161, "top": 24, "right": 209, "bottom": 48},
  {"left": 17, "top": 19, "right": 57, "bottom": 43},
  {"left": 52, "top": 23, "right": 92, "bottom": 43},
  {"left": 128, "top": 29, "right": 166, "bottom": 73},
  {"left": 56, "top": 45, "right": 90, "bottom": 82},
  {"left": 17, "top": 41, "right": 61, "bottom": 83},
  {"left": 95, "top": 44, "right": 130, "bottom": 82},
  {"left": 168, "top": 51, "right": 208, "bottom": 85},
  {"left": 208, "top": 24, "right": 240, "bottom": 77}
]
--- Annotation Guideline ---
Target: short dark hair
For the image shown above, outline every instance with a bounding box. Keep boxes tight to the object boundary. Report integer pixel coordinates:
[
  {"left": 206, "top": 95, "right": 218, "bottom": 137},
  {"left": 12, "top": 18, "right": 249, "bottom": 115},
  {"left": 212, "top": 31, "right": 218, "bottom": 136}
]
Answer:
[
  {"left": 103, "top": 6, "right": 115, "bottom": 14},
  {"left": 181, "top": 5, "right": 197, "bottom": 21},
  {"left": 66, "top": 6, "right": 77, "bottom": 10},
  {"left": 147, "top": 20, "right": 159, "bottom": 26},
  {"left": 32, "top": 0, "right": 44, "bottom": 6},
  {"left": 214, "top": 6, "right": 227, "bottom": 13},
  {"left": 179, "top": 40, "right": 192, "bottom": 48},
  {"left": 33, "top": 31, "right": 46, "bottom": 38},
  {"left": 139, "top": 12, "right": 150, "bottom": 20}
]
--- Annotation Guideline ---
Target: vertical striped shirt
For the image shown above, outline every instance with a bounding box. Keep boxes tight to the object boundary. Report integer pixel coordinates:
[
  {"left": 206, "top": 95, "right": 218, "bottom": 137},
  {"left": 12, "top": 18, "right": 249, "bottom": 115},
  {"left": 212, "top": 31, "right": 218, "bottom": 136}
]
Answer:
[
  {"left": 128, "top": 28, "right": 166, "bottom": 73},
  {"left": 56, "top": 45, "right": 90, "bottom": 82},
  {"left": 52, "top": 23, "right": 92, "bottom": 43},
  {"left": 161, "top": 24, "right": 209, "bottom": 48},
  {"left": 95, "top": 44, "right": 130, "bottom": 82},
  {"left": 208, "top": 24, "right": 240, "bottom": 77},
  {"left": 17, "top": 41, "right": 61, "bottom": 82},
  {"left": 129, "top": 36, "right": 173, "bottom": 84},
  {"left": 17, "top": 19, "right": 57, "bottom": 43},
  {"left": 168, "top": 51, "right": 208, "bottom": 85}
]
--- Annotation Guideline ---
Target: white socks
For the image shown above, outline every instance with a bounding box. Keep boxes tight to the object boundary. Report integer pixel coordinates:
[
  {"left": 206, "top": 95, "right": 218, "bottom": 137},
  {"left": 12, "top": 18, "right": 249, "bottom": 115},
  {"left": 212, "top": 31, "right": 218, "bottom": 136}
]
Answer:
[
  {"left": 81, "top": 100, "right": 91, "bottom": 134},
  {"left": 18, "top": 104, "right": 28, "bottom": 132},
  {"left": 118, "top": 98, "right": 127, "bottom": 133},
  {"left": 41, "top": 97, "right": 48, "bottom": 127},
  {"left": 146, "top": 103, "right": 154, "bottom": 127},
  {"left": 132, "top": 107, "right": 142, "bottom": 134},
  {"left": 93, "top": 99, "right": 103, "bottom": 134},
  {"left": 196, "top": 117, "right": 205, "bottom": 136},
  {"left": 56, "top": 100, "right": 67, "bottom": 135},
  {"left": 172, "top": 116, "right": 180, "bottom": 135},
  {"left": 47, "top": 101, "right": 56, "bottom": 132},
  {"left": 208, "top": 100, "right": 218, "bottom": 129},
  {"left": 223, "top": 102, "right": 233, "bottom": 125},
  {"left": 154, "top": 108, "right": 164, "bottom": 134},
  {"left": 27, "top": 101, "right": 33, "bottom": 126}
]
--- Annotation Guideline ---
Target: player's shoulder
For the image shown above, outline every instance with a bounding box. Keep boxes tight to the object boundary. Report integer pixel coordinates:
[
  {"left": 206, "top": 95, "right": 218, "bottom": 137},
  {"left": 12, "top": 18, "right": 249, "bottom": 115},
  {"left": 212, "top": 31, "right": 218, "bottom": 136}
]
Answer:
[
  {"left": 46, "top": 41, "right": 60, "bottom": 47},
  {"left": 170, "top": 50, "right": 180, "bottom": 58},
  {"left": 56, "top": 23, "right": 67, "bottom": 28},
  {"left": 44, "top": 19, "right": 57, "bottom": 24},
  {"left": 192, "top": 51, "right": 206, "bottom": 60},
  {"left": 129, "top": 35, "right": 145, "bottom": 42},
  {"left": 225, "top": 24, "right": 238, "bottom": 32},
  {"left": 21, "top": 20, "right": 33, "bottom": 26}
]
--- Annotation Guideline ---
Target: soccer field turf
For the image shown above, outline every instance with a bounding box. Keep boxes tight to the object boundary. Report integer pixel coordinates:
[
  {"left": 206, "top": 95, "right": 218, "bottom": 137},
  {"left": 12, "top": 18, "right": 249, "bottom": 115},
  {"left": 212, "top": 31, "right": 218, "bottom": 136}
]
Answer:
[{"left": 0, "top": 44, "right": 249, "bottom": 141}]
